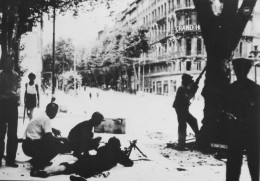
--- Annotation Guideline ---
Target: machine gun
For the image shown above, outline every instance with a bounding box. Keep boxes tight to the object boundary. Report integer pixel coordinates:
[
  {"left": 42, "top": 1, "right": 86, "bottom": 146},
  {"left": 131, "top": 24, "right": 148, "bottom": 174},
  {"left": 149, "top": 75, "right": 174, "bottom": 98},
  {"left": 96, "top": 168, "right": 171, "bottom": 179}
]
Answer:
[
  {"left": 190, "top": 66, "right": 207, "bottom": 98},
  {"left": 124, "top": 140, "right": 147, "bottom": 158}
]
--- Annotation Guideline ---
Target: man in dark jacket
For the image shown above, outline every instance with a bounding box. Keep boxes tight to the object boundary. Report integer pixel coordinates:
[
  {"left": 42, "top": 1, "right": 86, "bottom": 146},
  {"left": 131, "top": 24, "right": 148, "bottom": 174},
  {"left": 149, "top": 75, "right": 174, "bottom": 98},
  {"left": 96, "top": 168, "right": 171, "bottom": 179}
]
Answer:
[
  {"left": 68, "top": 112, "right": 104, "bottom": 157},
  {"left": 173, "top": 74, "right": 199, "bottom": 150},
  {"left": 0, "top": 55, "right": 20, "bottom": 167},
  {"left": 30, "top": 137, "right": 134, "bottom": 179},
  {"left": 225, "top": 58, "right": 260, "bottom": 181}
]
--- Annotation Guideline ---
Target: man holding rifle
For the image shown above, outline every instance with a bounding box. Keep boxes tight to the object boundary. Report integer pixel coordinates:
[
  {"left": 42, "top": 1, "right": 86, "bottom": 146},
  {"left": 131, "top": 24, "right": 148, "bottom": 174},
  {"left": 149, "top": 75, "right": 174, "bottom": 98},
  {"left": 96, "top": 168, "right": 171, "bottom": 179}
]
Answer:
[{"left": 172, "top": 68, "right": 205, "bottom": 151}]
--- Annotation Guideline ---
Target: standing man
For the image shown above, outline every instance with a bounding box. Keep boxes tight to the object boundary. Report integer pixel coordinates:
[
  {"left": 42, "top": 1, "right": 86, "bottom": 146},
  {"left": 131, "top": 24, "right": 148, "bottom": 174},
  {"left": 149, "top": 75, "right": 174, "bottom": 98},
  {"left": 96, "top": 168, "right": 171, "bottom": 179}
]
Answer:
[
  {"left": 0, "top": 55, "right": 20, "bottom": 167},
  {"left": 68, "top": 112, "right": 104, "bottom": 157},
  {"left": 225, "top": 58, "right": 260, "bottom": 181},
  {"left": 172, "top": 74, "right": 199, "bottom": 150},
  {"left": 22, "top": 102, "right": 68, "bottom": 171}
]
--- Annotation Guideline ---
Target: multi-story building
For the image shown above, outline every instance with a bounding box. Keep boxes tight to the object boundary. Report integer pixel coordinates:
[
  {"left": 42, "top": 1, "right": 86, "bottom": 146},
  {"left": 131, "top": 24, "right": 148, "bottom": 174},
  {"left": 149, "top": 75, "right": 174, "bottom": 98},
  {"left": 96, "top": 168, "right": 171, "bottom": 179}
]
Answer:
[{"left": 100, "top": 0, "right": 260, "bottom": 95}]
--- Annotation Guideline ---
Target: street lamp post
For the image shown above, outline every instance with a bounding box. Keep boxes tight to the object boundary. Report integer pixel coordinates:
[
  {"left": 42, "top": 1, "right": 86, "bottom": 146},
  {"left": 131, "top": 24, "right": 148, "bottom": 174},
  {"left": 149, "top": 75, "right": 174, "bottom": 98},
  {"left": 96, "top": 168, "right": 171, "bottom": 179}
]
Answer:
[
  {"left": 249, "top": 45, "right": 260, "bottom": 83},
  {"left": 52, "top": 0, "right": 56, "bottom": 99}
]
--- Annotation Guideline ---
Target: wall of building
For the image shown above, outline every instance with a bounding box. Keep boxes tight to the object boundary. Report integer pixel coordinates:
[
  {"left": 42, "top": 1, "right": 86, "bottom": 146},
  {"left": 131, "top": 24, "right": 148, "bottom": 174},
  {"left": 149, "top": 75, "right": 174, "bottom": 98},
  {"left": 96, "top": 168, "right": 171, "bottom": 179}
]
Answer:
[{"left": 107, "top": 0, "right": 260, "bottom": 95}]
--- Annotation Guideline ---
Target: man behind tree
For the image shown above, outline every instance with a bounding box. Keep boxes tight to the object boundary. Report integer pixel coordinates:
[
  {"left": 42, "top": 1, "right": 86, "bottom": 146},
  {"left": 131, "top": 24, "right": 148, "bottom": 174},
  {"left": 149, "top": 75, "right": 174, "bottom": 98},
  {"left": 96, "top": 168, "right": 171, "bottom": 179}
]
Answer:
[
  {"left": 172, "top": 73, "right": 199, "bottom": 150},
  {"left": 0, "top": 55, "right": 20, "bottom": 167},
  {"left": 225, "top": 58, "right": 260, "bottom": 181}
]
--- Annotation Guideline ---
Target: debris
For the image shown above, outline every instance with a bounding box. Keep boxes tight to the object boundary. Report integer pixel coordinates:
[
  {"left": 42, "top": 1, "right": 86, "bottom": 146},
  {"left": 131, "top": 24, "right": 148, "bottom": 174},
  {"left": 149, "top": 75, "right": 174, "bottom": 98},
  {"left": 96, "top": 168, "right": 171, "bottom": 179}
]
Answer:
[
  {"left": 177, "top": 168, "right": 187, "bottom": 171},
  {"left": 163, "top": 154, "right": 169, "bottom": 158}
]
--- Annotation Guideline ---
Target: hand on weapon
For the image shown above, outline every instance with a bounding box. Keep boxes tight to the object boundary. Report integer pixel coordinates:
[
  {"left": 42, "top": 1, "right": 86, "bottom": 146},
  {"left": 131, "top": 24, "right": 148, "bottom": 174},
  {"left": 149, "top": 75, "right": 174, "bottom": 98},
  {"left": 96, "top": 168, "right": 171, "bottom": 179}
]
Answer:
[
  {"left": 52, "top": 128, "right": 61, "bottom": 137},
  {"left": 190, "top": 66, "right": 207, "bottom": 99}
]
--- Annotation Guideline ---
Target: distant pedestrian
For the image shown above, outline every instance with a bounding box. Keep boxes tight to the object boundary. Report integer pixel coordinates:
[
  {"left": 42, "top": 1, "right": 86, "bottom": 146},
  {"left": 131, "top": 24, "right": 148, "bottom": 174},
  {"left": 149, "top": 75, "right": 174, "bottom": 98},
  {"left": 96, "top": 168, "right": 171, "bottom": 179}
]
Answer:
[
  {"left": 22, "top": 102, "right": 69, "bottom": 171},
  {"left": 89, "top": 92, "right": 92, "bottom": 100},
  {"left": 24, "top": 73, "right": 40, "bottom": 120},
  {"left": 96, "top": 92, "right": 99, "bottom": 98},
  {"left": 172, "top": 74, "right": 199, "bottom": 150},
  {"left": 0, "top": 55, "right": 20, "bottom": 167},
  {"left": 224, "top": 58, "right": 260, "bottom": 181},
  {"left": 30, "top": 137, "right": 133, "bottom": 179},
  {"left": 68, "top": 112, "right": 104, "bottom": 157}
]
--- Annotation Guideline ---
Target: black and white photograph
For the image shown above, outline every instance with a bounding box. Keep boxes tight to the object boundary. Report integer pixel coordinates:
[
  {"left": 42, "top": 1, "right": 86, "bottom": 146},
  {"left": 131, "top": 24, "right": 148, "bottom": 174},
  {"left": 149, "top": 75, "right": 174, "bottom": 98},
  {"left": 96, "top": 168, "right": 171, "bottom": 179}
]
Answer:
[{"left": 0, "top": 0, "right": 259, "bottom": 180}]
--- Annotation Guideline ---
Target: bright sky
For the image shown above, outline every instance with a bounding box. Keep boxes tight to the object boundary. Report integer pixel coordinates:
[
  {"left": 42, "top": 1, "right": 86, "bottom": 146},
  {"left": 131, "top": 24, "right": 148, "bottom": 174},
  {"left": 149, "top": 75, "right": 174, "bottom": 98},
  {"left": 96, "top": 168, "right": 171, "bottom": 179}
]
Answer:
[{"left": 42, "top": 0, "right": 133, "bottom": 47}]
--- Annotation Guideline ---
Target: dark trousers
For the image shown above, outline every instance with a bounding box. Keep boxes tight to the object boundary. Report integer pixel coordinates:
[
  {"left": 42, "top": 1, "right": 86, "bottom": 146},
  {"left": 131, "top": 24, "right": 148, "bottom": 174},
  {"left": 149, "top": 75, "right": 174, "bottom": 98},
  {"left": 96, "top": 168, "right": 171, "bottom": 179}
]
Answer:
[
  {"left": 175, "top": 108, "right": 199, "bottom": 146},
  {"left": 0, "top": 99, "right": 18, "bottom": 163},
  {"left": 22, "top": 137, "right": 67, "bottom": 169},
  {"left": 226, "top": 125, "right": 259, "bottom": 181}
]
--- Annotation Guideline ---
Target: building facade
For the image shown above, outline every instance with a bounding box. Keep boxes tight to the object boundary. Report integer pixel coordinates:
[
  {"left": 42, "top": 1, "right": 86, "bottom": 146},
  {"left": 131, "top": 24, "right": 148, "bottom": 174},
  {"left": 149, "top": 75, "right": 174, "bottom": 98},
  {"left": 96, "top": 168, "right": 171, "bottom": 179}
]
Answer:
[{"left": 101, "top": 0, "right": 260, "bottom": 96}]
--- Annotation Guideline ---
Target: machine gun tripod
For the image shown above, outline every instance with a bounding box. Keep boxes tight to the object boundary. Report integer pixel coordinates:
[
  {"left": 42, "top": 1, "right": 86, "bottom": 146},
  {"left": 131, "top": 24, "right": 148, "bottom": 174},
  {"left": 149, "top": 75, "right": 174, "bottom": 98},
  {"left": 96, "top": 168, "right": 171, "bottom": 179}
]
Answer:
[{"left": 124, "top": 140, "right": 147, "bottom": 158}]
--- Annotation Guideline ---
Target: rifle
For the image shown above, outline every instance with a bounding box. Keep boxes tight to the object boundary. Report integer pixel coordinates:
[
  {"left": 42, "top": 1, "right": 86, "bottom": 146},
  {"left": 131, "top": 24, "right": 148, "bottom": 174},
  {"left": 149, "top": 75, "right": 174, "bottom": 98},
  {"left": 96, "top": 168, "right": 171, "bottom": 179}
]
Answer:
[{"left": 190, "top": 66, "right": 207, "bottom": 97}]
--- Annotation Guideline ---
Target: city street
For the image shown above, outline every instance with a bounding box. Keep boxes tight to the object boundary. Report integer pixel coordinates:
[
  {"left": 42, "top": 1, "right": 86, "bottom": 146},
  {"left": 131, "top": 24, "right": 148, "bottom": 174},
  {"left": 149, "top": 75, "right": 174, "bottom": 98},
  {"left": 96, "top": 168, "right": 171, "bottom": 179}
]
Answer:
[{"left": 0, "top": 88, "right": 251, "bottom": 181}]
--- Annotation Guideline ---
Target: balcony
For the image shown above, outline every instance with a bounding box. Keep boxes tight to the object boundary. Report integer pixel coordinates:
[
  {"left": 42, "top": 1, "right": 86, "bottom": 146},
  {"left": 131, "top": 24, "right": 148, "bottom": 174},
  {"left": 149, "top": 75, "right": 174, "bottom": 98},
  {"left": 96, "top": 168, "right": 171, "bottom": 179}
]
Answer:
[
  {"left": 175, "top": 3, "right": 195, "bottom": 12},
  {"left": 156, "top": 16, "right": 166, "bottom": 25}
]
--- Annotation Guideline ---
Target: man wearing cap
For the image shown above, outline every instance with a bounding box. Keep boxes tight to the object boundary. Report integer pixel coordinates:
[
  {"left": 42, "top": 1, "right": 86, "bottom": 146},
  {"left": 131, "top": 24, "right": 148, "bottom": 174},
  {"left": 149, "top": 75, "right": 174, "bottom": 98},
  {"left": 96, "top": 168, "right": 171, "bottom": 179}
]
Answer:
[
  {"left": 224, "top": 58, "right": 260, "bottom": 181},
  {"left": 68, "top": 112, "right": 104, "bottom": 157},
  {"left": 172, "top": 74, "right": 199, "bottom": 150}
]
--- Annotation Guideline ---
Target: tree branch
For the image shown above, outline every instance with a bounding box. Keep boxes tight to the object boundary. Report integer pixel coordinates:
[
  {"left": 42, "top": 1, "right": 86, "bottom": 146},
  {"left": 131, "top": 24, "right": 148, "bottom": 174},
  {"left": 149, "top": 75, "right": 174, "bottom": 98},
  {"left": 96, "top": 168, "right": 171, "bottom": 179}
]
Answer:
[
  {"left": 230, "top": 0, "right": 257, "bottom": 47},
  {"left": 193, "top": 0, "right": 222, "bottom": 55}
]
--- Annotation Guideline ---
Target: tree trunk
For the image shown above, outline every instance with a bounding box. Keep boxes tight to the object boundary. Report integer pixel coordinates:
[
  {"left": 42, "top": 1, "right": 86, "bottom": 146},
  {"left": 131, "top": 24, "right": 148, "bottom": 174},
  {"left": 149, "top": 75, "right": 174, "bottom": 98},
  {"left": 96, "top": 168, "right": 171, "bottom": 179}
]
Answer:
[
  {"left": 202, "top": 54, "right": 231, "bottom": 116},
  {"left": 193, "top": 0, "right": 257, "bottom": 151},
  {"left": 1, "top": 0, "right": 9, "bottom": 62}
]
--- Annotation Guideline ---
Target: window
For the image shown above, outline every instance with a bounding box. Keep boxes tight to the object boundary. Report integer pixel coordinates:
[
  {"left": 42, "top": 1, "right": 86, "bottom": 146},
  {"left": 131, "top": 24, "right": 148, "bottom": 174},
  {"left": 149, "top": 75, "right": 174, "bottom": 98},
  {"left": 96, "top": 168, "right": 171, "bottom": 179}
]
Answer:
[
  {"left": 178, "top": 39, "right": 182, "bottom": 54},
  {"left": 177, "top": 0, "right": 181, "bottom": 8},
  {"left": 196, "top": 61, "right": 201, "bottom": 70},
  {"left": 170, "top": 80, "right": 177, "bottom": 94},
  {"left": 186, "top": 61, "right": 191, "bottom": 71},
  {"left": 239, "top": 42, "right": 243, "bottom": 57},
  {"left": 156, "top": 81, "right": 162, "bottom": 94},
  {"left": 197, "top": 38, "right": 202, "bottom": 55},
  {"left": 163, "top": 80, "right": 168, "bottom": 94},
  {"left": 185, "top": 0, "right": 191, "bottom": 7},
  {"left": 177, "top": 15, "right": 181, "bottom": 26},
  {"left": 185, "top": 14, "right": 192, "bottom": 25},
  {"left": 186, "top": 39, "right": 191, "bottom": 55}
]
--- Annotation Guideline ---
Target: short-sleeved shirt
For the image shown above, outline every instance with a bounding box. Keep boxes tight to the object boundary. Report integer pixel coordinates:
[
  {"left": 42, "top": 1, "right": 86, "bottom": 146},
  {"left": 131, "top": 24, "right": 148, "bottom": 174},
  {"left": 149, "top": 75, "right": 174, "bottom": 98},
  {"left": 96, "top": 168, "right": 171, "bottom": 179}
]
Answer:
[{"left": 24, "top": 112, "right": 52, "bottom": 140}]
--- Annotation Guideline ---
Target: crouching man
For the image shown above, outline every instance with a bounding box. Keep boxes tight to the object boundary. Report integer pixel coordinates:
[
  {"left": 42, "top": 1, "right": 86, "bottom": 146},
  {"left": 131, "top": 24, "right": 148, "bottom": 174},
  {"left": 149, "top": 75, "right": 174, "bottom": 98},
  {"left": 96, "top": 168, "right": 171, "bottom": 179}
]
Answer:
[
  {"left": 68, "top": 112, "right": 104, "bottom": 157},
  {"left": 22, "top": 102, "right": 69, "bottom": 172},
  {"left": 31, "top": 137, "right": 134, "bottom": 179}
]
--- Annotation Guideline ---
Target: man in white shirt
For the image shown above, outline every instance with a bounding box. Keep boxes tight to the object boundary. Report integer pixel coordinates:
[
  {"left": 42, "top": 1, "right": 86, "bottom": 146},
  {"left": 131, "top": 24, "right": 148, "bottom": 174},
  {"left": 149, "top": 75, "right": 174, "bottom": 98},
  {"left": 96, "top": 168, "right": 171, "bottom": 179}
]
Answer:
[{"left": 22, "top": 102, "right": 68, "bottom": 171}]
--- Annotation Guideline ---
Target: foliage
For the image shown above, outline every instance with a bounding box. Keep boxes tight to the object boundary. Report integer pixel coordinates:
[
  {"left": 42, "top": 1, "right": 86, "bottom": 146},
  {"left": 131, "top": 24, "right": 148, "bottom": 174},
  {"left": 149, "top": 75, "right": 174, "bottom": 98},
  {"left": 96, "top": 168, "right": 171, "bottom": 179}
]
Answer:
[
  {"left": 0, "top": 0, "right": 113, "bottom": 72},
  {"left": 80, "top": 25, "right": 150, "bottom": 91},
  {"left": 58, "top": 70, "right": 82, "bottom": 92},
  {"left": 42, "top": 37, "right": 75, "bottom": 74}
]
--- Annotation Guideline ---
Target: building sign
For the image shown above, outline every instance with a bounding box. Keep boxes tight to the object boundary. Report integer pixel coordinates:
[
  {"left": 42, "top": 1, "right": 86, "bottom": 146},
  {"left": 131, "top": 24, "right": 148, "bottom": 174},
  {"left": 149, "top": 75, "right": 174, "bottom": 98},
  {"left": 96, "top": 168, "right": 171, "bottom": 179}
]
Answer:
[{"left": 171, "top": 24, "right": 201, "bottom": 34}]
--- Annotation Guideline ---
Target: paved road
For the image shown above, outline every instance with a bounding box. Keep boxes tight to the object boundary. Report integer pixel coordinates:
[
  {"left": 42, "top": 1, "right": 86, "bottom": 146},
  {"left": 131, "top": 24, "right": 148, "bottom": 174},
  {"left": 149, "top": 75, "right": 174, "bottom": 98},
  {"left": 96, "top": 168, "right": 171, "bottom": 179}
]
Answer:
[{"left": 0, "top": 88, "right": 251, "bottom": 181}]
